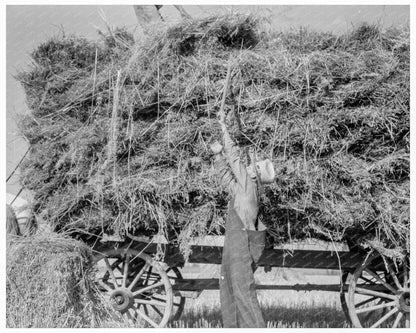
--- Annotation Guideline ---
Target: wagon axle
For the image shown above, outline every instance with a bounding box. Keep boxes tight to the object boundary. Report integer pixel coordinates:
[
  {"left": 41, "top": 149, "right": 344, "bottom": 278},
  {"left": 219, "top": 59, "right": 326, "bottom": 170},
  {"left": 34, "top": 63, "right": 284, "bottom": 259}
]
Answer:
[
  {"left": 110, "top": 288, "right": 135, "bottom": 312},
  {"left": 397, "top": 290, "right": 410, "bottom": 313}
]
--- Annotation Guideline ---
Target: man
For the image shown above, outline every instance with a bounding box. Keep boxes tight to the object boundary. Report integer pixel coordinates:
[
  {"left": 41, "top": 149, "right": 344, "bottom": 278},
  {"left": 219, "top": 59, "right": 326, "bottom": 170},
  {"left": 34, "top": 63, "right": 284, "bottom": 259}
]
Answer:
[{"left": 211, "top": 115, "right": 275, "bottom": 328}]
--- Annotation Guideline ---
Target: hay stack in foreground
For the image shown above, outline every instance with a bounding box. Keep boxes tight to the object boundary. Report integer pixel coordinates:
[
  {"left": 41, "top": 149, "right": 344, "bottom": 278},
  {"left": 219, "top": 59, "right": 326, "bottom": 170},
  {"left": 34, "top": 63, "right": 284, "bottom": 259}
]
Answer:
[
  {"left": 17, "top": 14, "right": 409, "bottom": 259},
  {"left": 6, "top": 232, "right": 106, "bottom": 327}
]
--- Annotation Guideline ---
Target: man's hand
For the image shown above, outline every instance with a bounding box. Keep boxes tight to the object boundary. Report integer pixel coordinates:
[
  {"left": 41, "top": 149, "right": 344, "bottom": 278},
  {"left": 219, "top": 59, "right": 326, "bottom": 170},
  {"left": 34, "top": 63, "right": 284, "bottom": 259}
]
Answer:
[{"left": 210, "top": 141, "right": 223, "bottom": 155}]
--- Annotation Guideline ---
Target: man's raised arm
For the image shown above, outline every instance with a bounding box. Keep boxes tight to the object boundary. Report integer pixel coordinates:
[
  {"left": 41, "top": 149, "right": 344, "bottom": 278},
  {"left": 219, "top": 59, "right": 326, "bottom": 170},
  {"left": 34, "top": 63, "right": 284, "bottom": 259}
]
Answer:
[
  {"left": 220, "top": 121, "right": 249, "bottom": 189},
  {"left": 210, "top": 141, "right": 236, "bottom": 194}
]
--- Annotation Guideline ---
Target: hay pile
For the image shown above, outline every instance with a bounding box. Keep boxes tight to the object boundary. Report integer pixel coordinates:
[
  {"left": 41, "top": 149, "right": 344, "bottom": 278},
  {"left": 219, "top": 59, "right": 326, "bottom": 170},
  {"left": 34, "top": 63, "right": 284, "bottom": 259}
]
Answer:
[
  {"left": 6, "top": 232, "right": 107, "bottom": 327},
  {"left": 17, "top": 14, "right": 409, "bottom": 259}
]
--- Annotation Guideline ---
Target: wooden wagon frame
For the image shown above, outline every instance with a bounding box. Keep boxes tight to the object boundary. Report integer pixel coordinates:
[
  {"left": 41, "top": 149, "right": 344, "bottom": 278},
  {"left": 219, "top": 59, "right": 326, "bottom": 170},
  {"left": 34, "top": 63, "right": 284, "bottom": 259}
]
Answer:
[{"left": 90, "top": 235, "right": 410, "bottom": 328}]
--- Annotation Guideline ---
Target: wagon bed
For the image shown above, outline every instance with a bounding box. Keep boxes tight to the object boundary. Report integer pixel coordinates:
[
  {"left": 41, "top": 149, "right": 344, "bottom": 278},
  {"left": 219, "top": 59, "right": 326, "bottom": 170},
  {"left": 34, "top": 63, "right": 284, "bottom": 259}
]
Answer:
[{"left": 91, "top": 236, "right": 409, "bottom": 328}]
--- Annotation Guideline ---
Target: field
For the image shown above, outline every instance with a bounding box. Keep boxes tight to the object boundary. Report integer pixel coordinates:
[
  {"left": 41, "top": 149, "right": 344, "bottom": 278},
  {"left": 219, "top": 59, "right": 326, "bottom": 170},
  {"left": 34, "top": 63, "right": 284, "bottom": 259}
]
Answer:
[{"left": 172, "top": 291, "right": 347, "bottom": 328}]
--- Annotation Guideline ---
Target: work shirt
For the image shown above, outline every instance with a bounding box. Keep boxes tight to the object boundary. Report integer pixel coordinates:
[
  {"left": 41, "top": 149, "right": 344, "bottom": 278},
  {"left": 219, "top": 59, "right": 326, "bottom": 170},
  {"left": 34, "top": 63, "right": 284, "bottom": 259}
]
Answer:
[{"left": 215, "top": 130, "right": 266, "bottom": 231}]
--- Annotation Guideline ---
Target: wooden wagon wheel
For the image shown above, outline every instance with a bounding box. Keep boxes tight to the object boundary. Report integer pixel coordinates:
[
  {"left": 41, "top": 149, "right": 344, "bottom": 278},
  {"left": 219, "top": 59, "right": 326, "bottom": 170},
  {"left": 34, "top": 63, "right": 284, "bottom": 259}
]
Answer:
[
  {"left": 347, "top": 254, "right": 409, "bottom": 328},
  {"left": 94, "top": 247, "right": 173, "bottom": 328},
  {"left": 165, "top": 266, "right": 186, "bottom": 321},
  {"left": 339, "top": 270, "right": 352, "bottom": 324}
]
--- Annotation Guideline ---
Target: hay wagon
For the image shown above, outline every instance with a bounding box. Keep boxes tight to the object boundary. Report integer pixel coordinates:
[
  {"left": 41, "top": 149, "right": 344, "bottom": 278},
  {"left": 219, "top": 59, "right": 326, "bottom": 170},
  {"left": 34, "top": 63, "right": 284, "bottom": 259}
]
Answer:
[{"left": 88, "top": 234, "right": 409, "bottom": 328}]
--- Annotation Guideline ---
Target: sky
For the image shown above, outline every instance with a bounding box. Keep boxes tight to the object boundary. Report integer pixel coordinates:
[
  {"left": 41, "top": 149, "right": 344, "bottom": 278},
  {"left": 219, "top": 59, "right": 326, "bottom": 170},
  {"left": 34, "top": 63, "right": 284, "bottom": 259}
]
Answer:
[{"left": 4, "top": 4, "right": 410, "bottom": 197}]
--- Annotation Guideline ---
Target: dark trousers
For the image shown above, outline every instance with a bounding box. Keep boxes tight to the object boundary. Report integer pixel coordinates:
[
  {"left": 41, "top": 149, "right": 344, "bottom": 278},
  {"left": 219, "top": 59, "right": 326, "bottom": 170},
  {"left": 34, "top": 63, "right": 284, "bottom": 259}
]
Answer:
[{"left": 219, "top": 206, "right": 266, "bottom": 328}]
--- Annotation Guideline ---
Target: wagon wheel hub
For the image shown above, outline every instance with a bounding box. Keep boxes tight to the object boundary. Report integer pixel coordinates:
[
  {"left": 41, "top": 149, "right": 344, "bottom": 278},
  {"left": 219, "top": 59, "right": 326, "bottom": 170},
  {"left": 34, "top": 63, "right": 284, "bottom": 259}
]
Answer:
[
  {"left": 396, "top": 290, "right": 410, "bottom": 313},
  {"left": 110, "top": 288, "right": 134, "bottom": 313}
]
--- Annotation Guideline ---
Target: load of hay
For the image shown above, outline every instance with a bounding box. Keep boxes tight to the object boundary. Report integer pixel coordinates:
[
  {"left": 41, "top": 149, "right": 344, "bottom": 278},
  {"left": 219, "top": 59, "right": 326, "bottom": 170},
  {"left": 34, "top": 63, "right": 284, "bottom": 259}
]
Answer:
[
  {"left": 17, "top": 14, "right": 409, "bottom": 259},
  {"left": 6, "top": 232, "right": 107, "bottom": 327}
]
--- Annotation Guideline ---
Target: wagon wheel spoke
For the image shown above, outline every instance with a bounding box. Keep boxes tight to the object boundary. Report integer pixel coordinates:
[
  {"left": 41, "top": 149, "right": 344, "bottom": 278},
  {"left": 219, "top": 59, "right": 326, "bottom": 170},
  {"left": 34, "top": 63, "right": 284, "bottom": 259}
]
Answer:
[
  {"left": 122, "top": 253, "right": 130, "bottom": 287},
  {"left": 145, "top": 266, "right": 153, "bottom": 285},
  {"left": 355, "top": 296, "right": 377, "bottom": 308},
  {"left": 384, "top": 260, "right": 402, "bottom": 290},
  {"left": 133, "top": 295, "right": 164, "bottom": 325},
  {"left": 355, "top": 300, "right": 395, "bottom": 314},
  {"left": 113, "top": 258, "right": 123, "bottom": 274},
  {"left": 131, "top": 307, "right": 140, "bottom": 319},
  {"left": 128, "top": 262, "right": 150, "bottom": 291},
  {"left": 133, "top": 281, "right": 164, "bottom": 297},
  {"left": 403, "top": 264, "right": 409, "bottom": 289},
  {"left": 151, "top": 304, "right": 164, "bottom": 318},
  {"left": 135, "top": 307, "right": 159, "bottom": 328},
  {"left": 360, "top": 299, "right": 383, "bottom": 324},
  {"left": 392, "top": 312, "right": 403, "bottom": 328},
  {"left": 136, "top": 298, "right": 162, "bottom": 318},
  {"left": 354, "top": 287, "right": 396, "bottom": 300},
  {"left": 152, "top": 294, "right": 177, "bottom": 306},
  {"left": 97, "top": 279, "right": 113, "bottom": 292},
  {"left": 370, "top": 307, "right": 398, "bottom": 328},
  {"left": 106, "top": 258, "right": 123, "bottom": 276},
  {"left": 125, "top": 309, "right": 136, "bottom": 324},
  {"left": 135, "top": 298, "right": 167, "bottom": 307},
  {"left": 405, "top": 313, "right": 410, "bottom": 328},
  {"left": 104, "top": 257, "right": 119, "bottom": 287},
  {"left": 364, "top": 268, "right": 397, "bottom": 294},
  {"left": 360, "top": 275, "right": 376, "bottom": 285},
  {"left": 158, "top": 296, "right": 182, "bottom": 308}
]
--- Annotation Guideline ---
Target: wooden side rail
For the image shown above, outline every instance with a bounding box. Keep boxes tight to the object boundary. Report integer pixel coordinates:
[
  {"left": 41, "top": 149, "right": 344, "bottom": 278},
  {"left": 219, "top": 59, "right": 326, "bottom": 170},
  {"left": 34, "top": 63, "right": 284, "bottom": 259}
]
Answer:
[
  {"left": 171, "top": 278, "right": 390, "bottom": 293},
  {"left": 95, "top": 241, "right": 368, "bottom": 271},
  {"left": 164, "top": 245, "right": 367, "bottom": 270}
]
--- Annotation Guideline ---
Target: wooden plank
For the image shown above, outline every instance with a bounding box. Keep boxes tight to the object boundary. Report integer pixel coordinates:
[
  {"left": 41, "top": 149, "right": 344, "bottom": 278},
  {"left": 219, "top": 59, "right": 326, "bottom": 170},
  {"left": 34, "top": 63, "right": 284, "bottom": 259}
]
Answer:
[
  {"left": 172, "top": 279, "right": 391, "bottom": 293},
  {"left": 126, "top": 242, "right": 365, "bottom": 270},
  {"left": 257, "top": 248, "right": 366, "bottom": 270},
  {"left": 185, "top": 245, "right": 365, "bottom": 270},
  {"left": 172, "top": 279, "right": 347, "bottom": 292}
]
